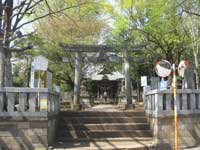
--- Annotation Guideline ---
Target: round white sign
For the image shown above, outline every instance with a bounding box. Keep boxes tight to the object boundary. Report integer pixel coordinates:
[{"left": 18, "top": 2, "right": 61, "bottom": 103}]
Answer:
[{"left": 155, "top": 60, "right": 172, "bottom": 77}]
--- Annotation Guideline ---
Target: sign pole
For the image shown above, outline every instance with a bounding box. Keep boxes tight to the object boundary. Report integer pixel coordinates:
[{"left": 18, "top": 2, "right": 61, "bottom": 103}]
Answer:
[
  {"left": 38, "top": 70, "right": 41, "bottom": 110},
  {"left": 172, "top": 64, "right": 178, "bottom": 150},
  {"left": 30, "top": 62, "right": 35, "bottom": 88},
  {"left": 38, "top": 70, "right": 41, "bottom": 88}
]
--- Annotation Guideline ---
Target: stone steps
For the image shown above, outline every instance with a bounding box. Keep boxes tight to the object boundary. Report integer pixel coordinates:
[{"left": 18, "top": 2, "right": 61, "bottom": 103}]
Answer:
[
  {"left": 52, "top": 104, "right": 155, "bottom": 150},
  {"left": 59, "top": 123, "right": 150, "bottom": 130},
  {"left": 54, "top": 137, "right": 153, "bottom": 142},
  {"left": 57, "top": 130, "right": 152, "bottom": 139},
  {"left": 61, "top": 117, "right": 148, "bottom": 124},
  {"left": 60, "top": 111, "right": 146, "bottom": 117}
]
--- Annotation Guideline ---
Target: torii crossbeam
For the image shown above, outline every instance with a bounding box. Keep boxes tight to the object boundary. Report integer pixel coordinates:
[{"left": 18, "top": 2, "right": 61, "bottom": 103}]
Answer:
[{"left": 60, "top": 44, "right": 145, "bottom": 52}]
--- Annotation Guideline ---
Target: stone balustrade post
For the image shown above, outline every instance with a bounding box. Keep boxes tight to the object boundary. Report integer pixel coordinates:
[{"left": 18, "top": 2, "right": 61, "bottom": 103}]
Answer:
[
  {"left": 154, "top": 93, "right": 163, "bottom": 117},
  {"left": 19, "top": 93, "right": 25, "bottom": 112},
  {"left": 7, "top": 93, "right": 15, "bottom": 112}
]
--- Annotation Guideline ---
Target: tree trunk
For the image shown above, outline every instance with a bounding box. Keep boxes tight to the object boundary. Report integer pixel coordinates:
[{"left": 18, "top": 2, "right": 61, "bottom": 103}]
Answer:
[
  {"left": 3, "top": 0, "right": 13, "bottom": 87},
  {"left": 189, "top": 14, "right": 199, "bottom": 89},
  {"left": 4, "top": 50, "right": 12, "bottom": 86},
  {"left": 182, "top": 60, "right": 195, "bottom": 89},
  {"left": 194, "top": 52, "right": 199, "bottom": 89},
  {"left": 0, "top": 0, "right": 4, "bottom": 87},
  {"left": 0, "top": 47, "right": 5, "bottom": 87}
]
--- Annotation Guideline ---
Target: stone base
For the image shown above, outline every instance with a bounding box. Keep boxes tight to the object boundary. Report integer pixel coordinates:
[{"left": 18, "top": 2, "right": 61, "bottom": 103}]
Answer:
[
  {"left": 119, "top": 103, "right": 135, "bottom": 110},
  {"left": 72, "top": 104, "right": 82, "bottom": 111},
  {"left": 124, "top": 104, "right": 135, "bottom": 110},
  {"left": 81, "top": 98, "right": 91, "bottom": 109}
]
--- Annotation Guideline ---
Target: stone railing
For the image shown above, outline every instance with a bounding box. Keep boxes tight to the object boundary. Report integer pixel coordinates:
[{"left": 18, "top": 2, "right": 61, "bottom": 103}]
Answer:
[
  {"left": 144, "top": 89, "right": 200, "bottom": 117},
  {"left": 0, "top": 87, "right": 60, "bottom": 149},
  {"left": 144, "top": 89, "right": 200, "bottom": 149},
  {"left": 0, "top": 87, "right": 60, "bottom": 117}
]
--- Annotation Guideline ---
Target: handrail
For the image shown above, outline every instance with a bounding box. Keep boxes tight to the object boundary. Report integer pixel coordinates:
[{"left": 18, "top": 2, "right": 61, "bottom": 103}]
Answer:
[
  {"left": 144, "top": 89, "right": 200, "bottom": 117},
  {"left": 0, "top": 87, "right": 60, "bottom": 117}
]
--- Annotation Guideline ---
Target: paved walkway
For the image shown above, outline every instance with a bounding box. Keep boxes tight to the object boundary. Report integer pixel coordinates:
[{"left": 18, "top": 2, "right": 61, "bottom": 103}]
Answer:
[
  {"left": 52, "top": 140, "right": 154, "bottom": 150},
  {"left": 185, "top": 147, "right": 200, "bottom": 150},
  {"left": 84, "top": 104, "right": 122, "bottom": 112}
]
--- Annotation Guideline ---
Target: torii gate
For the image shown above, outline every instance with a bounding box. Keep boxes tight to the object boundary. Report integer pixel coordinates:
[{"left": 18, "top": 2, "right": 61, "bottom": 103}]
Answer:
[{"left": 60, "top": 44, "right": 144, "bottom": 110}]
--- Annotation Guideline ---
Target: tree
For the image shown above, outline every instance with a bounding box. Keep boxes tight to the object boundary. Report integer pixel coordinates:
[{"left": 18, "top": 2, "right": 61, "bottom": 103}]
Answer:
[
  {"left": 0, "top": 0, "right": 89, "bottom": 87},
  {"left": 29, "top": 0, "right": 107, "bottom": 90},
  {"left": 180, "top": 0, "right": 200, "bottom": 88},
  {"left": 103, "top": 0, "right": 197, "bottom": 92}
]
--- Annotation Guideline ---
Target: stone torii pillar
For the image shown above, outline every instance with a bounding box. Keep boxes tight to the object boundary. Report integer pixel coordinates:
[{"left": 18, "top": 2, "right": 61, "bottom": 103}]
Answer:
[
  {"left": 73, "top": 52, "right": 82, "bottom": 110},
  {"left": 123, "top": 49, "right": 135, "bottom": 108}
]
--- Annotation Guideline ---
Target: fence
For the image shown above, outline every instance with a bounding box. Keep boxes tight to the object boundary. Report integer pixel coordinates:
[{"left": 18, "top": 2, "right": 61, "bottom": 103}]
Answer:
[
  {"left": 144, "top": 89, "right": 200, "bottom": 117},
  {"left": 0, "top": 87, "right": 60, "bottom": 117}
]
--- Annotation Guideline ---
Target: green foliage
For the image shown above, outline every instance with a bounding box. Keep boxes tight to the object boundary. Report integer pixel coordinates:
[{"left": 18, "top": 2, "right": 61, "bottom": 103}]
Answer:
[
  {"left": 12, "top": 0, "right": 200, "bottom": 90},
  {"left": 30, "top": 0, "right": 107, "bottom": 91},
  {"left": 13, "top": 61, "right": 29, "bottom": 87},
  {"left": 104, "top": 0, "right": 200, "bottom": 88}
]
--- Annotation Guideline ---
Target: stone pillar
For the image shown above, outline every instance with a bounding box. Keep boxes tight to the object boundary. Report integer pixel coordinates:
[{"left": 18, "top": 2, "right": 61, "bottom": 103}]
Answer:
[
  {"left": 123, "top": 50, "right": 134, "bottom": 108},
  {"left": 73, "top": 52, "right": 82, "bottom": 110},
  {"left": 183, "top": 60, "right": 195, "bottom": 89}
]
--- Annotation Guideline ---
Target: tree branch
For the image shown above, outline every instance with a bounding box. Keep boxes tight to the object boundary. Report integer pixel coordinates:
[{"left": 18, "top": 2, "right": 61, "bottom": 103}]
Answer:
[
  {"left": 27, "top": 0, "right": 44, "bottom": 11},
  {"left": 12, "top": 0, "right": 31, "bottom": 31},
  {"left": 183, "top": 9, "right": 200, "bottom": 17},
  {"left": 9, "top": 30, "right": 35, "bottom": 42},
  {"left": 14, "top": 2, "right": 90, "bottom": 31},
  {"left": 10, "top": 44, "right": 33, "bottom": 52},
  {"left": 12, "top": 0, "right": 45, "bottom": 32},
  {"left": 12, "top": 10, "right": 35, "bottom": 18},
  {"left": 12, "top": 0, "right": 27, "bottom": 11},
  {"left": 44, "top": 0, "right": 52, "bottom": 13}
]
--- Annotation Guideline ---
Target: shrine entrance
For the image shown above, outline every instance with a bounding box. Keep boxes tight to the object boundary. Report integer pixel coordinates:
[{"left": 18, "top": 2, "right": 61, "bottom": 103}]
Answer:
[
  {"left": 91, "top": 78, "right": 120, "bottom": 104},
  {"left": 61, "top": 44, "right": 144, "bottom": 110}
]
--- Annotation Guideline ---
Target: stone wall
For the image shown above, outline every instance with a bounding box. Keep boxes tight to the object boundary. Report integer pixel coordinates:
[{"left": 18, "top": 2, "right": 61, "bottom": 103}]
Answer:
[
  {"left": 48, "top": 116, "right": 59, "bottom": 145},
  {"left": 0, "top": 117, "right": 43, "bottom": 149},
  {"left": 148, "top": 114, "right": 200, "bottom": 150},
  {"left": 0, "top": 116, "right": 59, "bottom": 150}
]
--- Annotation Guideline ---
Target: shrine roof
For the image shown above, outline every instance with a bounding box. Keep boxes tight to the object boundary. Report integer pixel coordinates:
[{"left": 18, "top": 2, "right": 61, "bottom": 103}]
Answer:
[{"left": 86, "top": 71, "right": 124, "bottom": 81}]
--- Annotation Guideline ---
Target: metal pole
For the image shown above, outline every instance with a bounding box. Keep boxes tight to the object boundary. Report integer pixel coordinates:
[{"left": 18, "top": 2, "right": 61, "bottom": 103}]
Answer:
[
  {"left": 172, "top": 64, "right": 178, "bottom": 150},
  {"left": 38, "top": 70, "right": 41, "bottom": 111}
]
